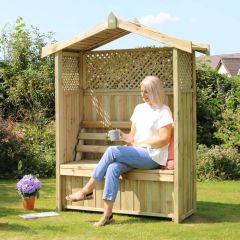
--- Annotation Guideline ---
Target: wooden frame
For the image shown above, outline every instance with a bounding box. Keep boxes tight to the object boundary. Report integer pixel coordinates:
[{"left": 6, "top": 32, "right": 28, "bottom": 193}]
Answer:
[{"left": 42, "top": 13, "right": 209, "bottom": 223}]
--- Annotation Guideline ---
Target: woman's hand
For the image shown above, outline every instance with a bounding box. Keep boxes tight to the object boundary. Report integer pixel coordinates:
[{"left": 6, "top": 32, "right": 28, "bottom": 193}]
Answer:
[
  {"left": 120, "top": 123, "right": 136, "bottom": 145},
  {"left": 126, "top": 141, "right": 136, "bottom": 147},
  {"left": 120, "top": 130, "right": 133, "bottom": 144}
]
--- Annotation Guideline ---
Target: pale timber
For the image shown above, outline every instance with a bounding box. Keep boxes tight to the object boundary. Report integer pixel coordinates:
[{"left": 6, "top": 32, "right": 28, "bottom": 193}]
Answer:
[{"left": 41, "top": 12, "right": 209, "bottom": 223}]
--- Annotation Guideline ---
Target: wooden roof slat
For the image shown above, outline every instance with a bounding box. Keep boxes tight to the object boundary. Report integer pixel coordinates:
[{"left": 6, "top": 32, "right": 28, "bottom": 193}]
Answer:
[
  {"left": 118, "top": 18, "right": 192, "bottom": 53},
  {"left": 64, "top": 31, "right": 129, "bottom": 52},
  {"left": 192, "top": 42, "right": 210, "bottom": 55},
  {"left": 42, "top": 20, "right": 110, "bottom": 57},
  {"left": 81, "top": 31, "right": 129, "bottom": 52}
]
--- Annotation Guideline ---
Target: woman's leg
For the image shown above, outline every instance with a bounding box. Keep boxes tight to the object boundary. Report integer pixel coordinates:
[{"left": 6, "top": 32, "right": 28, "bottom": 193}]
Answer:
[
  {"left": 103, "top": 162, "right": 131, "bottom": 201},
  {"left": 103, "top": 200, "right": 114, "bottom": 216},
  {"left": 66, "top": 177, "right": 97, "bottom": 201},
  {"left": 65, "top": 146, "right": 123, "bottom": 201},
  {"left": 66, "top": 146, "right": 131, "bottom": 201},
  {"left": 91, "top": 146, "right": 158, "bottom": 204},
  {"left": 67, "top": 146, "right": 158, "bottom": 202},
  {"left": 81, "top": 177, "right": 97, "bottom": 193},
  {"left": 92, "top": 146, "right": 159, "bottom": 181},
  {"left": 93, "top": 200, "right": 114, "bottom": 227},
  {"left": 94, "top": 162, "right": 130, "bottom": 227}
]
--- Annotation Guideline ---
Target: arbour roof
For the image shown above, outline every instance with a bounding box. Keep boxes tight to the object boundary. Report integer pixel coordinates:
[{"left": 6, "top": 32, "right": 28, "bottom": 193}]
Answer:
[{"left": 42, "top": 12, "right": 209, "bottom": 58}]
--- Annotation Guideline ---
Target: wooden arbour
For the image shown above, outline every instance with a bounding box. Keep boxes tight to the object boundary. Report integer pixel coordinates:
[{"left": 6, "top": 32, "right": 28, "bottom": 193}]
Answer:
[{"left": 42, "top": 13, "right": 209, "bottom": 223}]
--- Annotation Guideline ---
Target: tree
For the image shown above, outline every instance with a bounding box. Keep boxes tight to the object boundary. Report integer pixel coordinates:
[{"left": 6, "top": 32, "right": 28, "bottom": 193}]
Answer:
[
  {"left": 0, "top": 17, "right": 55, "bottom": 123},
  {"left": 196, "top": 65, "right": 225, "bottom": 146},
  {"left": 196, "top": 63, "right": 240, "bottom": 150},
  {"left": 214, "top": 76, "right": 240, "bottom": 150}
]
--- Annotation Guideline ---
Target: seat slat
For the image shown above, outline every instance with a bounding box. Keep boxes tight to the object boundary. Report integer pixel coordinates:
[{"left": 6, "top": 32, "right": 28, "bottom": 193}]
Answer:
[
  {"left": 122, "top": 172, "right": 174, "bottom": 181},
  {"left": 82, "top": 121, "right": 131, "bottom": 129},
  {"left": 79, "top": 132, "right": 108, "bottom": 140},
  {"left": 60, "top": 161, "right": 174, "bottom": 174},
  {"left": 60, "top": 160, "right": 98, "bottom": 169},
  {"left": 77, "top": 145, "right": 108, "bottom": 153},
  {"left": 60, "top": 161, "right": 174, "bottom": 181}
]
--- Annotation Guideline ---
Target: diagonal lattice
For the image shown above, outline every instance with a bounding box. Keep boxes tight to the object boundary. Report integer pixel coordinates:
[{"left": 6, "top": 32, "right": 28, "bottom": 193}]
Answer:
[
  {"left": 62, "top": 56, "right": 80, "bottom": 91},
  {"left": 85, "top": 48, "right": 173, "bottom": 90},
  {"left": 178, "top": 51, "right": 193, "bottom": 90}
]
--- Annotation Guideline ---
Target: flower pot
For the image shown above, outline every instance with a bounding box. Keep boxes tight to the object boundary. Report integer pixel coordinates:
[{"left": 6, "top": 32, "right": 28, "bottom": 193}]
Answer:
[{"left": 22, "top": 195, "right": 35, "bottom": 210}]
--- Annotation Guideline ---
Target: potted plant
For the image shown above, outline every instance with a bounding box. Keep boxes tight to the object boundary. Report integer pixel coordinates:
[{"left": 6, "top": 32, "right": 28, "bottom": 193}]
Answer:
[{"left": 16, "top": 174, "right": 41, "bottom": 210}]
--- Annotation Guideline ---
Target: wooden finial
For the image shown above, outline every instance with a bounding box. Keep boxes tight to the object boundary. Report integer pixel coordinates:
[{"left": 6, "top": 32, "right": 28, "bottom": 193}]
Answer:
[
  {"left": 108, "top": 12, "right": 118, "bottom": 29},
  {"left": 206, "top": 44, "right": 211, "bottom": 56},
  {"left": 132, "top": 18, "right": 141, "bottom": 26}
]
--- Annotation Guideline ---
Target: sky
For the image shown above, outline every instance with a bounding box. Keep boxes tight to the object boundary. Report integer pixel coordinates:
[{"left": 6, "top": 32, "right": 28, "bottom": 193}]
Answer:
[{"left": 0, "top": 0, "right": 239, "bottom": 56}]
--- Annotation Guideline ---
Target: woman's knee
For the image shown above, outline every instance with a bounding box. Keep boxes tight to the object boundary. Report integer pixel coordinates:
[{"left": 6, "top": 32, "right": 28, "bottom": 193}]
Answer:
[
  {"left": 106, "top": 163, "right": 122, "bottom": 177},
  {"left": 106, "top": 146, "right": 118, "bottom": 153},
  {"left": 105, "top": 146, "right": 119, "bottom": 158}
]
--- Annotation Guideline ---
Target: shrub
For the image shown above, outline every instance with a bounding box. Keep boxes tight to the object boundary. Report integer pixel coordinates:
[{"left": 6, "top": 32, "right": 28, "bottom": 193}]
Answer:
[
  {"left": 196, "top": 67, "right": 226, "bottom": 146},
  {"left": 196, "top": 66, "right": 240, "bottom": 150},
  {"left": 0, "top": 117, "right": 26, "bottom": 178},
  {"left": 214, "top": 109, "right": 240, "bottom": 151},
  {"left": 214, "top": 76, "right": 240, "bottom": 151},
  {"left": 197, "top": 144, "right": 240, "bottom": 181},
  {"left": 16, "top": 122, "right": 56, "bottom": 178},
  {"left": 0, "top": 118, "right": 55, "bottom": 179}
]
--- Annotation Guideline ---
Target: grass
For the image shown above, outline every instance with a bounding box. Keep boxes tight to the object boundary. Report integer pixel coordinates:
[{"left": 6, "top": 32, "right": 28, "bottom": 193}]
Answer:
[{"left": 0, "top": 179, "right": 239, "bottom": 240}]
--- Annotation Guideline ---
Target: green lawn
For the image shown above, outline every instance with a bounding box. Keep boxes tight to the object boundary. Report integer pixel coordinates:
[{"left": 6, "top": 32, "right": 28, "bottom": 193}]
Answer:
[{"left": 0, "top": 179, "right": 239, "bottom": 240}]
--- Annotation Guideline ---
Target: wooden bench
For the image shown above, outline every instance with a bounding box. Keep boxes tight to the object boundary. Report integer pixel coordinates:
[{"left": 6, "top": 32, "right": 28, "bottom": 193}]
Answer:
[{"left": 60, "top": 121, "right": 175, "bottom": 219}]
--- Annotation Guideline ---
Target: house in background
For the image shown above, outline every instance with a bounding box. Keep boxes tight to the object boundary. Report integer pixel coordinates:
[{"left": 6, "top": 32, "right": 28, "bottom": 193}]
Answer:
[{"left": 210, "top": 53, "right": 240, "bottom": 76}]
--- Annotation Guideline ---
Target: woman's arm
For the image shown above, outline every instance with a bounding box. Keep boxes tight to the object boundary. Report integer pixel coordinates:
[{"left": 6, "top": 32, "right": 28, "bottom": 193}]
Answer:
[
  {"left": 133, "top": 124, "right": 172, "bottom": 148},
  {"left": 120, "top": 123, "right": 136, "bottom": 145}
]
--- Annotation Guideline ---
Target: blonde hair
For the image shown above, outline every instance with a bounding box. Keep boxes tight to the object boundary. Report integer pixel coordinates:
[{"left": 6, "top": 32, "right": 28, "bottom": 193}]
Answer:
[{"left": 140, "top": 76, "right": 164, "bottom": 106}]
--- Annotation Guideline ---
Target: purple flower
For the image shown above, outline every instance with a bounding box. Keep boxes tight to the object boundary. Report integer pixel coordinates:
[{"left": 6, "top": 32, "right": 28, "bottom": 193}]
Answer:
[
  {"left": 34, "top": 179, "right": 41, "bottom": 189},
  {"left": 16, "top": 174, "right": 41, "bottom": 199}
]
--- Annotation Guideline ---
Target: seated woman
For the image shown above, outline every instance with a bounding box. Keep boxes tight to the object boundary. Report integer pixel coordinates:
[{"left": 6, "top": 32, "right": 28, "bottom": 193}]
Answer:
[{"left": 66, "top": 76, "right": 173, "bottom": 227}]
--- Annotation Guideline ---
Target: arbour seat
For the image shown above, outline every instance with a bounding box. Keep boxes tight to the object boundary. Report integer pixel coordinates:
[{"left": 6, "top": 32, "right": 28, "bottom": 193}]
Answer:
[
  {"left": 60, "top": 160, "right": 174, "bottom": 181},
  {"left": 61, "top": 121, "right": 175, "bottom": 219}
]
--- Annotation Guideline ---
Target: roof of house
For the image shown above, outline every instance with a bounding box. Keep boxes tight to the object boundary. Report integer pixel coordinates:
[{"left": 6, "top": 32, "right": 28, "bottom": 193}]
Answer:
[
  {"left": 42, "top": 13, "right": 209, "bottom": 58},
  {"left": 217, "top": 58, "right": 240, "bottom": 76},
  {"left": 210, "top": 53, "right": 240, "bottom": 68}
]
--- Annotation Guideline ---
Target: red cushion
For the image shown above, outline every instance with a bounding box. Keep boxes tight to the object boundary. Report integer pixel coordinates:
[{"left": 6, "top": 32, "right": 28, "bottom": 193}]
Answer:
[{"left": 165, "top": 137, "right": 174, "bottom": 170}]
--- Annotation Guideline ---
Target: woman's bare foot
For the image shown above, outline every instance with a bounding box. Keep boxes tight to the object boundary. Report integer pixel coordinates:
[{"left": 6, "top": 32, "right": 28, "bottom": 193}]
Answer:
[
  {"left": 66, "top": 191, "right": 93, "bottom": 202},
  {"left": 93, "top": 214, "right": 115, "bottom": 227}
]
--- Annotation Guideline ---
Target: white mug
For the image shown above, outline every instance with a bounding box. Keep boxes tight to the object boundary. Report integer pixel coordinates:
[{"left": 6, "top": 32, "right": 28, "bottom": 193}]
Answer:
[{"left": 107, "top": 129, "right": 120, "bottom": 141}]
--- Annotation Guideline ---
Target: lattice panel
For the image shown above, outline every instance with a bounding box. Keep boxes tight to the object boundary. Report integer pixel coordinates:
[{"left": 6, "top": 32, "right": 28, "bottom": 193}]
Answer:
[
  {"left": 178, "top": 51, "right": 193, "bottom": 90},
  {"left": 62, "top": 56, "right": 80, "bottom": 91},
  {"left": 85, "top": 48, "right": 173, "bottom": 90}
]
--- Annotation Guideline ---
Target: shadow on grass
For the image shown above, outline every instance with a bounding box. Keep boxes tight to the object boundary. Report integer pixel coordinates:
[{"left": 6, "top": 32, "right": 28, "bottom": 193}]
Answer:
[
  {"left": 0, "top": 222, "right": 68, "bottom": 234},
  {"left": 1, "top": 201, "right": 239, "bottom": 232},
  {"left": 81, "top": 201, "right": 240, "bottom": 225},
  {"left": 0, "top": 206, "right": 57, "bottom": 218},
  {"left": 87, "top": 215, "right": 168, "bottom": 225},
  {"left": 0, "top": 222, "right": 30, "bottom": 232},
  {"left": 184, "top": 201, "right": 240, "bottom": 224},
  {"left": 0, "top": 207, "right": 23, "bottom": 218}
]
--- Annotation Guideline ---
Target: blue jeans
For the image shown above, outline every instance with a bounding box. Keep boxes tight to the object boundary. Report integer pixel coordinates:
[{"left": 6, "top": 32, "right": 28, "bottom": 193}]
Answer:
[{"left": 92, "top": 146, "right": 159, "bottom": 201}]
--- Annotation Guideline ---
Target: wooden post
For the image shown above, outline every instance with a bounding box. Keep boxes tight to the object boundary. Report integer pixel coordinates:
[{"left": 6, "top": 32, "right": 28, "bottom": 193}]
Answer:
[
  {"left": 192, "top": 52, "right": 197, "bottom": 211},
  {"left": 173, "top": 48, "right": 181, "bottom": 223},
  {"left": 55, "top": 51, "right": 64, "bottom": 210}
]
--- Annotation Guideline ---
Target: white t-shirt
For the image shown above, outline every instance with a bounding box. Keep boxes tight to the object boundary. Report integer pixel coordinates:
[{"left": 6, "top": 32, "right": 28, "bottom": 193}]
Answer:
[{"left": 130, "top": 103, "right": 173, "bottom": 166}]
